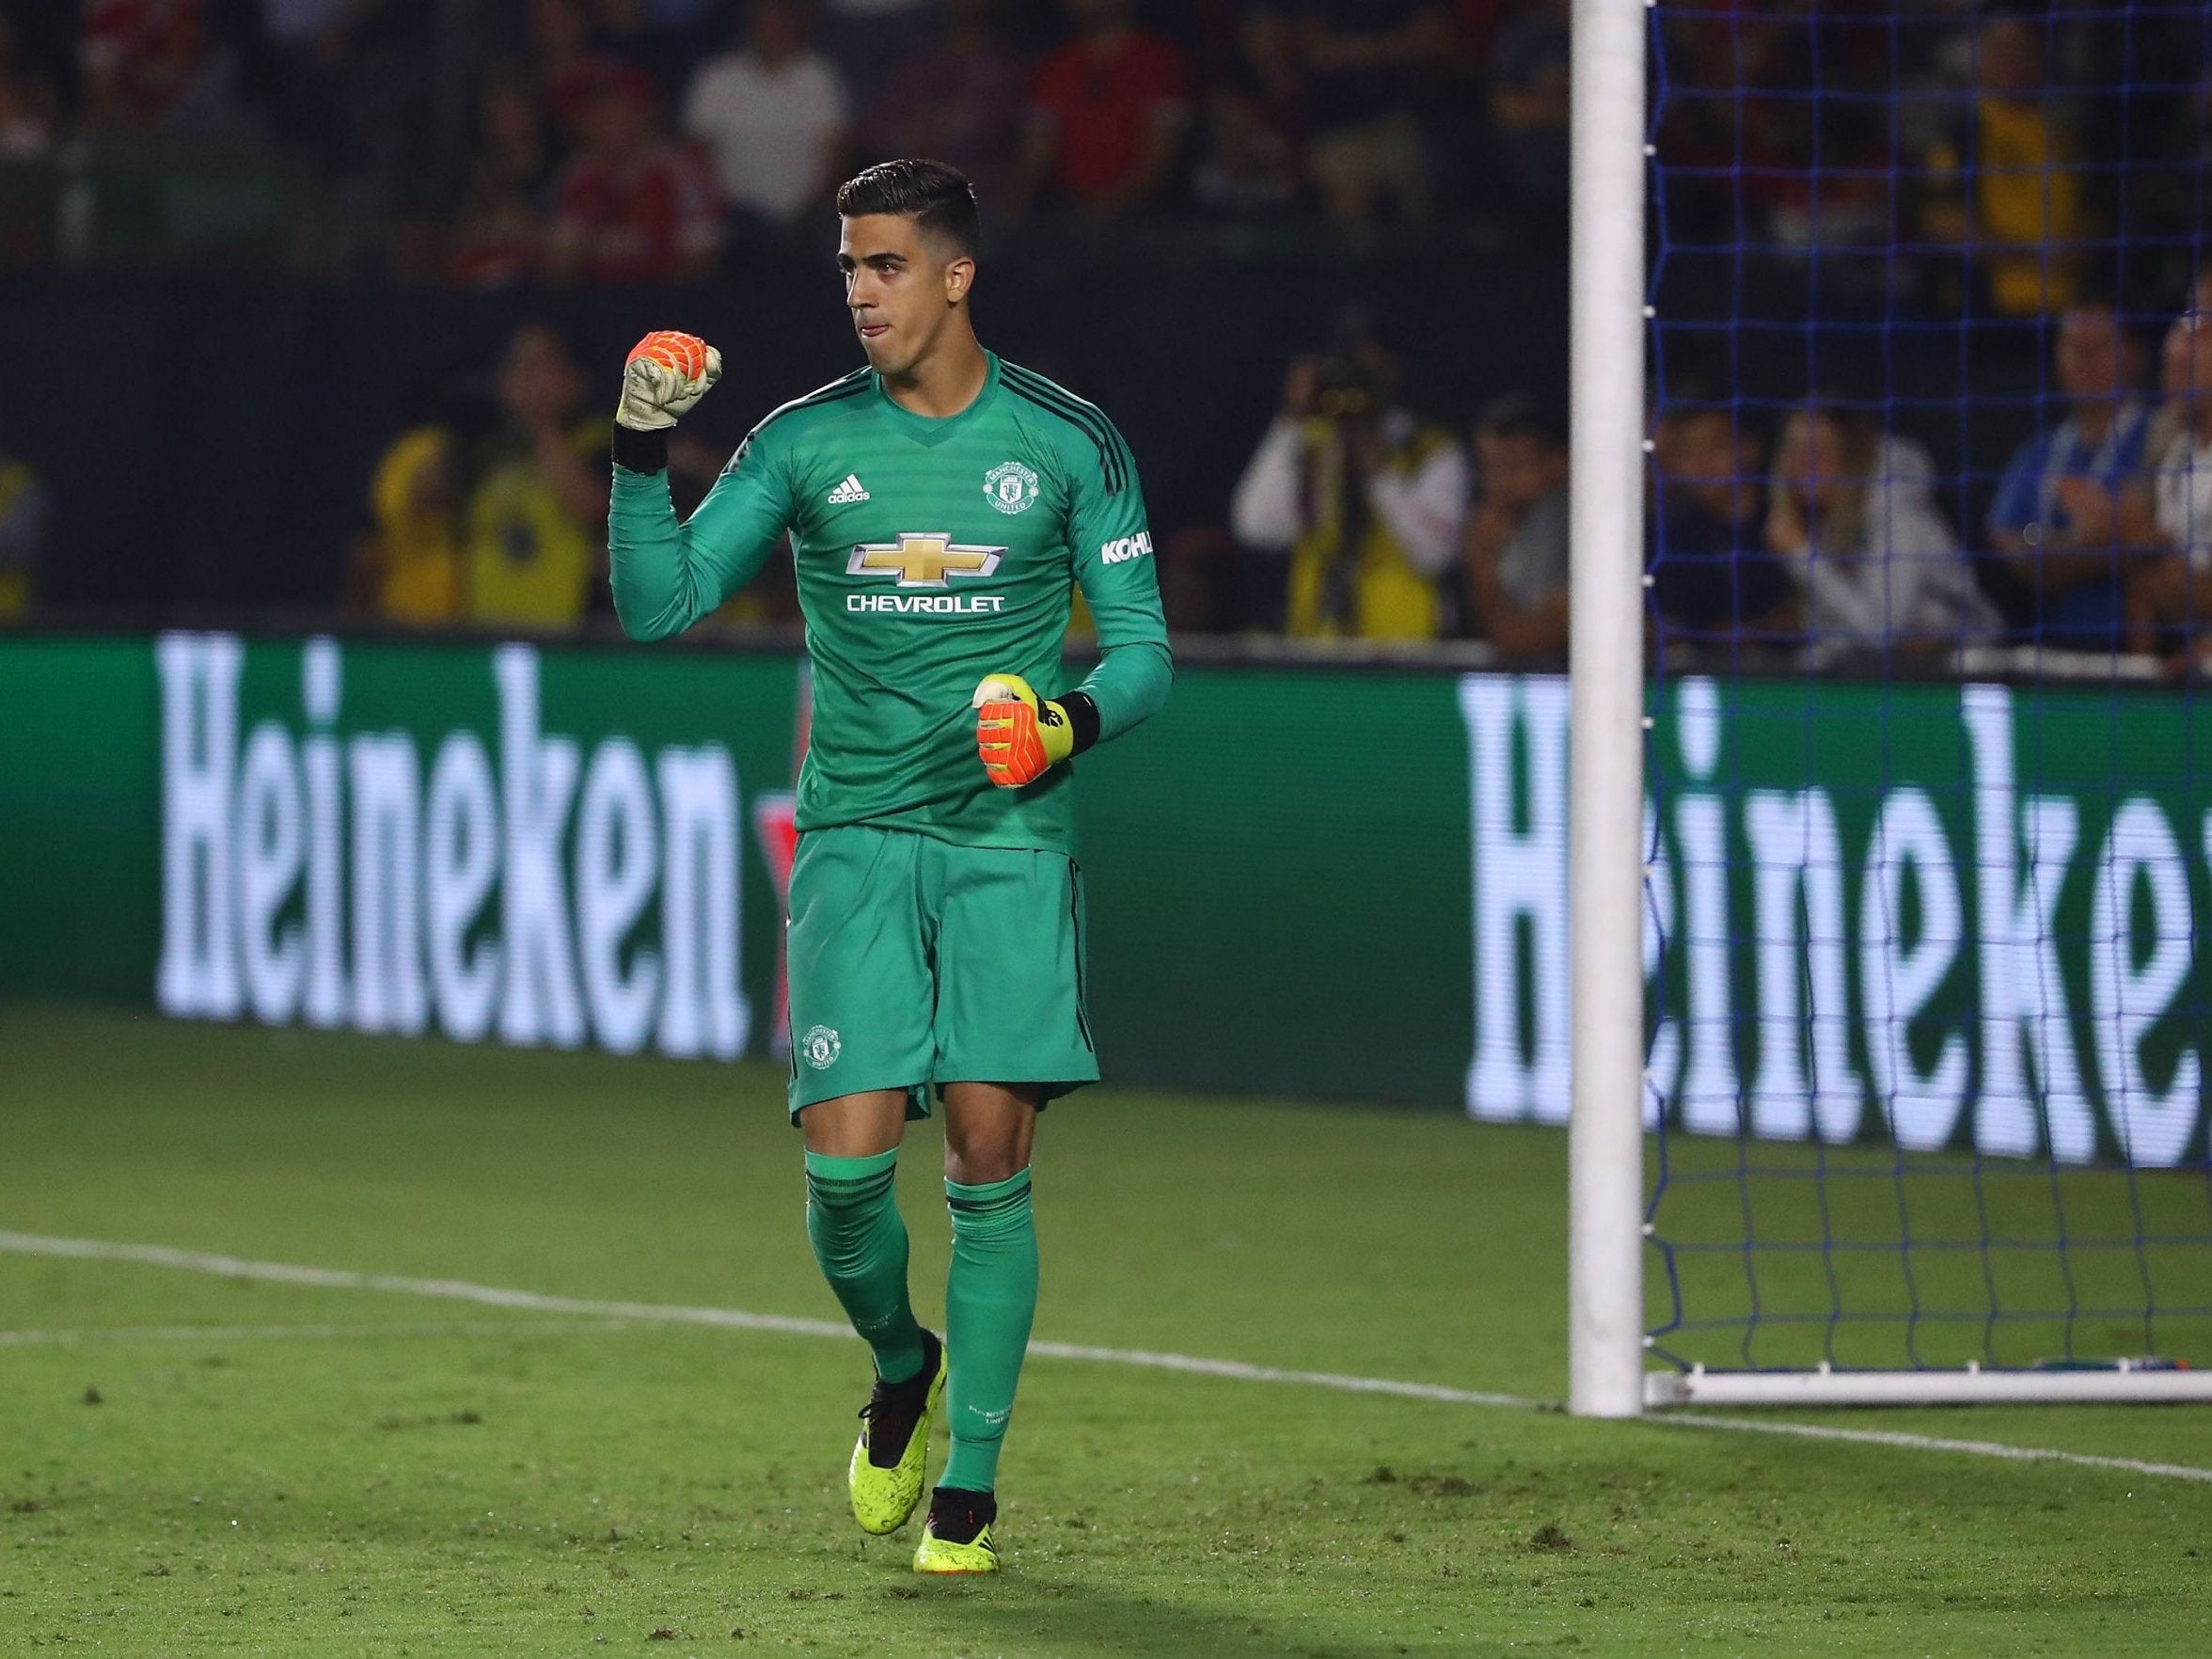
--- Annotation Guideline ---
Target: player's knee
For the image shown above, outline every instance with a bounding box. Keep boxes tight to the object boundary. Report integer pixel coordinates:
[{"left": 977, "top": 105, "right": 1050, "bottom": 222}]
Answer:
[{"left": 942, "top": 1126, "right": 1028, "bottom": 1186}]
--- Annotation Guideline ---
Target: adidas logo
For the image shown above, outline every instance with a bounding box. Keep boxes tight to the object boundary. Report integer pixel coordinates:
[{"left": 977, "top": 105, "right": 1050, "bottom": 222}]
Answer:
[{"left": 827, "top": 473, "right": 870, "bottom": 504}]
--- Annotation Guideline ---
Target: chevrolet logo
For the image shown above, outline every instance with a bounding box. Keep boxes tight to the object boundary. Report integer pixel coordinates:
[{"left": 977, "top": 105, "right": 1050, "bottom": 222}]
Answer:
[{"left": 846, "top": 533, "right": 1004, "bottom": 590}]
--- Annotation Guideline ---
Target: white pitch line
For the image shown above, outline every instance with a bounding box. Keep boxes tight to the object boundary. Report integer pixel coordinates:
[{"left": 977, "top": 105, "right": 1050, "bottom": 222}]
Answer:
[
  {"left": 6, "top": 1229, "right": 2209, "bottom": 1485},
  {"left": 0, "top": 1230, "right": 1530, "bottom": 1410},
  {"left": 0, "top": 1318, "right": 629, "bottom": 1348},
  {"left": 1664, "top": 1412, "right": 2212, "bottom": 1485}
]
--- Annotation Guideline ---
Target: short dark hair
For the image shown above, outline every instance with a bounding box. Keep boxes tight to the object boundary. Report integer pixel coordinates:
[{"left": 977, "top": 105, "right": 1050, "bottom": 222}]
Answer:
[
  {"left": 835, "top": 159, "right": 981, "bottom": 257},
  {"left": 1477, "top": 392, "right": 1567, "bottom": 451}
]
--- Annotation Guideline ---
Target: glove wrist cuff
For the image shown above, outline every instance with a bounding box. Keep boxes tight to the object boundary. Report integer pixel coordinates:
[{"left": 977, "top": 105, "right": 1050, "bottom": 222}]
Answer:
[
  {"left": 611, "top": 426, "right": 670, "bottom": 475},
  {"left": 1059, "top": 691, "right": 1101, "bottom": 756}
]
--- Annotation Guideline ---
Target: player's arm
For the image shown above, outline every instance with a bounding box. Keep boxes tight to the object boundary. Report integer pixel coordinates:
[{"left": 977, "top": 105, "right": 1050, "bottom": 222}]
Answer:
[
  {"left": 607, "top": 331, "right": 794, "bottom": 642},
  {"left": 975, "top": 419, "right": 1173, "bottom": 788}
]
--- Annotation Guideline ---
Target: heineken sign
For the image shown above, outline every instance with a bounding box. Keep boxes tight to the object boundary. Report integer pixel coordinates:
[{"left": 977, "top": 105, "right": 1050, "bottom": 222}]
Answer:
[
  {"left": 1458, "top": 674, "right": 2209, "bottom": 1166},
  {"left": 0, "top": 635, "right": 2202, "bottom": 1164},
  {"left": 150, "top": 633, "right": 798, "bottom": 1062}
]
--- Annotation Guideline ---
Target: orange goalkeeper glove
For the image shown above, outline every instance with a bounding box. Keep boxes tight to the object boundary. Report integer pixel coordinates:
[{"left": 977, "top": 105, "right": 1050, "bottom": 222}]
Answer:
[
  {"left": 617, "top": 330, "right": 721, "bottom": 432},
  {"left": 973, "top": 673, "right": 1077, "bottom": 788}
]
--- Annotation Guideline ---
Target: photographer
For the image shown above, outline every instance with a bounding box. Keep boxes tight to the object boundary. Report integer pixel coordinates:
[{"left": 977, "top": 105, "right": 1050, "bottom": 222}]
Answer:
[{"left": 1231, "top": 335, "right": 1468, "bottom": 640}]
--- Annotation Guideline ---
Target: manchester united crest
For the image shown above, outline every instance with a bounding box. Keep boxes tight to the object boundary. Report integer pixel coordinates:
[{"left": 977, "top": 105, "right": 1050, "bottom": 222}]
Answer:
[{"left": 984, "top": 460, "right": 1040, "bottom": 515}]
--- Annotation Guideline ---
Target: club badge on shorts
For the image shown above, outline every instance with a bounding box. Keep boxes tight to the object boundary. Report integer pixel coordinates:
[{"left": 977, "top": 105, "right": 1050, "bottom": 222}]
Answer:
[
  {"left": 801, "top": 1024, "right": 842, "bottom": 1069},
  {"left": 984, "top": 460, "right": 1040, "bottom": 515}
]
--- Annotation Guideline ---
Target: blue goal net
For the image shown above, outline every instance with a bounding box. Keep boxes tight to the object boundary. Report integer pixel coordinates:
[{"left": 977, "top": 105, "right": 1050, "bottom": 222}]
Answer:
[{"left": 1639, "top": 0, "right": 2212, "bottom": 1378}]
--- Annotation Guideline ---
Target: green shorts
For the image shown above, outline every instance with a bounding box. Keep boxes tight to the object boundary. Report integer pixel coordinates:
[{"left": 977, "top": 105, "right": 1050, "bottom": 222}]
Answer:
[{"left": 784, "top": 824, "right": 1099, "bottom": 1122}]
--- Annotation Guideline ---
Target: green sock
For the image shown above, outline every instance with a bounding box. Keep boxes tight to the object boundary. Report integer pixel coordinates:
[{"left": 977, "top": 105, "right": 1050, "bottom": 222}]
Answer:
[
  {"left": 940, "top": 1168, "right": 1038, "bottom": 1493},
  {"left": 804, "top": 1148, "right": 925, "bottom": 1385}
]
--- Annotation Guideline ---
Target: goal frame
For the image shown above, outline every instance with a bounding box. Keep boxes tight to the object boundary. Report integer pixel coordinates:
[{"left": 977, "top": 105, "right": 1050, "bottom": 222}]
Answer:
[{"left": 1562, "top": 0, "right": 2212, "bottom": 1416}]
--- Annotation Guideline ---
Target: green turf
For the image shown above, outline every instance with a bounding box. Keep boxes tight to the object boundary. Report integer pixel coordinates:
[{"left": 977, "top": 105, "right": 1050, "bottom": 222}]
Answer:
[{"left": 3, "top": 1003, "right": 2210, "bottom": 1657}]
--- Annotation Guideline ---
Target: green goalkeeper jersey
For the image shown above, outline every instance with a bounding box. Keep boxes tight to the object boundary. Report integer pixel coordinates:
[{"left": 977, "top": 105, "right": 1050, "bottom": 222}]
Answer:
[{"left": 608, "top": 352, "right": 1172, "bottom": 853}]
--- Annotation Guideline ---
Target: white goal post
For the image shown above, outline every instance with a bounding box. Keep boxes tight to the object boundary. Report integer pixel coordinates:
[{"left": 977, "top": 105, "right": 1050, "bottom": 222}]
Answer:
[
  {"left": 1565, "top": 0, "right": 1650, "bottom": 1420},
  {"left": 1562, "top": 0, "right": 2212, "bottom": 1415}
]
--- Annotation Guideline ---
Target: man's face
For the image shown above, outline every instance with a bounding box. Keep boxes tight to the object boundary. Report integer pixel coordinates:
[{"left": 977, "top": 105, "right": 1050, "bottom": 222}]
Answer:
[
  {"left": 498, "top": 326, "right": 583, "bottom": 428},
  {"left": 1975, "top": 20, "right": 2041, "bottom": 97},
  {"left": 1776, "top": 412, "right": 1850, "bottom": 511},
  {"left": 750, "top": 0, "right": 806, "bottom": 58},
  {"left": 1661, "top": 411, "right": 1753, "bottom": 514},
  {"left": 839, "top": 213, "right": 968, "bottom": 377},
  {"left": 582, "top": 85, "right": 655, "bottom": 160},
  {"left": 2055, "top": 308, "right": 2125, "bottom": 402},
  {"left": 2164, "top": 315, "right": 2212, "bottom": 410},
  {"left": 1476, "top": 431, "right": 1562, "bottom": 514}
]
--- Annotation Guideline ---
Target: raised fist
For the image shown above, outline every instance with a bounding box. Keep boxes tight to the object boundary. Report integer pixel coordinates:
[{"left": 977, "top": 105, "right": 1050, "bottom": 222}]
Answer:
[{"left": 616, "top": 330, "right": 723, "bottom": 432}]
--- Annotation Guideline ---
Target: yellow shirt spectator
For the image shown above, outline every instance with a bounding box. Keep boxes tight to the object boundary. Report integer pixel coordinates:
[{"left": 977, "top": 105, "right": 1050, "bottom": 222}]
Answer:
[
  {"left": 363, "top": 427, "right": 463, "bottom": 625},
  {"left": 1232, "top": 404, "right": 1470, "bottom": 642},
  {"left": 465, "top": 417, "right": 612, "bottom": 629},
  {"left": 0, "top": 457, "right": 42, "bottom": 622}
]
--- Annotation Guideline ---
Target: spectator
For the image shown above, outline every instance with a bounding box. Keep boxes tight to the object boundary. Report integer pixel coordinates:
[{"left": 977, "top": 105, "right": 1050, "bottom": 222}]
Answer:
[
  {"left": 464, "top": 325, "right": 611, "bottom": 629},
  {"left": 1231, "top": 338, "right": 1469, "bottom": 641},
  {"left": 537, "top": 0, "right": 624, "bottom": 138},
  {"left": 1460, "top": 395, "right": 1569, "bottom": 661},
  {"left": 546, "top": 62, "right": 721, "bottom": 282},
  {"left": 1985, "top": 300, "right": 2156, "bottom": 648},
  {"left": 1486, "top": 0, "right": 1568, "bottom": 219},
  {"left": 1191, "top": 5, "right": 1309, "bottom": 216},
  {"left": 0, "top": 19, "right": 57, "bottom": 157},
  {"left": 82, "top": 0, "right": 206, "bottom": 134},
  {"left": 445, "top": 69, "right": 555, "bottom": 288},
  {"left": 682, "top": 0, "right": 851, "bottom": 231},
  {"left": 1766, "top": 403, "right": 1999, "bottom": 658},
  {"left": 1921, "top": 14, "right": 2088, "bottom": 318},
  {"left": 1648, "top": 402, "right": 1798, "bottom": 650},
  {"left": 860, "top": 0, "right": 1028, "bottom": 211},
  {"left": 0, "top": 449, "right": 45, "bottom": 621},
  {"left": 1297, "top": 1, "right": 1454, "bottom": 222},
  {"left": 353, "top": 426, "right": 463, "bottom": 625},
  {"left": 820, "top": 0, "right": 938, "bottom": 103},
  {"left": 1006, "top": 0, "right": 1189, "bottom": 219},
  {"left": 2140, "top": 267, "right": 2212, "bottom": 470},
  {"left": 610, "top": 0, "right": 725, "bottom": 92},
  {"left": 2133, "top": 310, "right": 2212, "bottom": 656}
]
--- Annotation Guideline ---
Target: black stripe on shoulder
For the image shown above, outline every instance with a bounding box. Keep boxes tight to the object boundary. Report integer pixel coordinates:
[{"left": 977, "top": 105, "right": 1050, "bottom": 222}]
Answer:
[
  {"left": 1010, "top": 384, "right": 1124, "bottom": 496},
  {"left": 725, "top": 371, "right": 872, "bottom": 472},
  {"left": 1003, "top": 371, "right": 1131, "bottom": 496},
  {"left": 1002, "top": 366, "right": 1134, "bottom": 490}
]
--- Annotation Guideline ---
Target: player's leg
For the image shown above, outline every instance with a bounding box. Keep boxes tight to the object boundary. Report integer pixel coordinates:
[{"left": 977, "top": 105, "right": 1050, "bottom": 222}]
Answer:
[
  {"left": 785, "top": 827, "right": 943, "bottom": 1535},
  {"left": 799, "top": 1089, "right": 926, "bottom": 1383},
  {"left": 940, "top": 1082, "right": 1040, "bottom": 1485},
  {"left": 911, "top": 1082, "right": 1039, "bottom": 1574},
  {"left": 911, "top": 841, "right": 1098, "bottom": 1574}
]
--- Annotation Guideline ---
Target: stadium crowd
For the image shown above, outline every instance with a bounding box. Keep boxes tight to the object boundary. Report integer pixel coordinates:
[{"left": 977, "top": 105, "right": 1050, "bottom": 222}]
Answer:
[
  {"left": 0, "top": 0, "right": 1554, "bottom": 275},
  {"left": 0, "top": 4, "right": 2201, "bottom": 292},
  {"left": 1, "top": 0, "right": 2211, "bottom": 673},
  {"left": 313, "top": 270, "right": 2212, "bottom": 678}
]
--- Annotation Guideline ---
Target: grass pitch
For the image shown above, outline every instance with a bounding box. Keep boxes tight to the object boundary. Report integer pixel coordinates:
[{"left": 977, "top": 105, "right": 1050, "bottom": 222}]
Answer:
[{"left": 3, "top": 1004, "right": 2211, "bottom": 1657}]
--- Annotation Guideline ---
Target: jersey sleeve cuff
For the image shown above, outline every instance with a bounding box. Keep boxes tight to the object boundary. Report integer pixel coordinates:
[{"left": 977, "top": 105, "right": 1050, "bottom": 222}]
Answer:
[
  {"left": 1059, "top": 691, "right": 1102, "bottom": 756},
  {"left": 611, "top": 426, "right": 669, "bottom": 475}
]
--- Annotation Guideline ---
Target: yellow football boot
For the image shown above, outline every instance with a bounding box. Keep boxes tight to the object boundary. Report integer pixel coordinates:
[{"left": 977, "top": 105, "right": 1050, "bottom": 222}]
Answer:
[
  {"left": 912, "top": 1487, "right": 999, "bottom": 1574},
  {"left": 848, "top": 1330, "right": 944, "bottom": 1536}
]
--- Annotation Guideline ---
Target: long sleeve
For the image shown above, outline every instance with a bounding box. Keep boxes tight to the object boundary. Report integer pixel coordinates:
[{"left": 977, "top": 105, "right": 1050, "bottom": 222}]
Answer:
[
  {"left": 608, "top": 425, "right": 796, "bottom": 641},
  {"left": 1063, "top": 426, "right": 1173, "bottom": 745},
  {"left": 1367, "top": 441, "right": 1471, "bottom": 577},
  {"left": 1229, "top": 418, "right": 1306, "bottom": 551}
]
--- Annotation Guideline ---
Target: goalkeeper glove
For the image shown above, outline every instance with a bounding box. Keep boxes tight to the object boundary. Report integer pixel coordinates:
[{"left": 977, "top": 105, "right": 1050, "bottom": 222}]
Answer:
[
  {"left": 617, "top": 330, "right": 722, "bottom": 432},
  {"left": 973, "top": 673, "right": 1076, "bottom": 788}
]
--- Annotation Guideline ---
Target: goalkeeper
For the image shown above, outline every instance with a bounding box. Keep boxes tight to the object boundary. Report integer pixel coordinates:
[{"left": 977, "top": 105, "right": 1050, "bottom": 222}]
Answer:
[{"left": 606, "top": 159, "right": 1171, "bottom": 1575}]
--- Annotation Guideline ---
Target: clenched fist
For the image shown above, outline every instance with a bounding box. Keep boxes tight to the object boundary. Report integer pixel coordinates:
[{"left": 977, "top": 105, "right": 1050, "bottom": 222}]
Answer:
[{"left": 616, "top": 330, "right": 722, "bottom": 432}]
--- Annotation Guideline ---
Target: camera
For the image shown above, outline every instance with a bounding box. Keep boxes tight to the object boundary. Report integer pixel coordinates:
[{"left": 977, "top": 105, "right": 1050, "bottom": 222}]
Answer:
[{"left": 1310, "top": 356, "right": 1380, "bottom": 421}]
